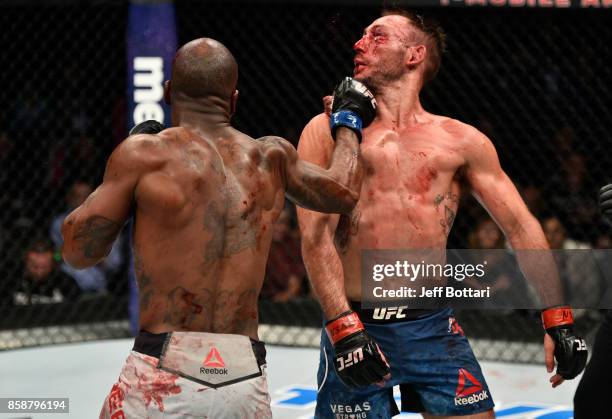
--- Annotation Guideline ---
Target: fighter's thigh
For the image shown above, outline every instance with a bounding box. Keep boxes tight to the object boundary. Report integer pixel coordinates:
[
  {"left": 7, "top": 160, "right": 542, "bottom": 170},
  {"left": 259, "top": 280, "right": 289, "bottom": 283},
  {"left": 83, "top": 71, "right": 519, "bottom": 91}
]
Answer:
[
  {"left": 394, "top": 312, "right": 494, "bottom": 416},
  {"left": 316, "top": 377, "right": 394, "bottom": 418}
]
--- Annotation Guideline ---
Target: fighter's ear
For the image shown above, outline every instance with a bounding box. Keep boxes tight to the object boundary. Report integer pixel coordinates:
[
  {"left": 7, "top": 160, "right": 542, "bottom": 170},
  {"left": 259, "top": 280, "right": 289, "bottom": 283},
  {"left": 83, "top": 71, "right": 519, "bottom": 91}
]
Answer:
[
  {"left": 406, "top": 45, "right": 427, "bottom": 67},
  {"left": 230, "top": 89, "right": 239, "bottom": 117},
  {"left": 163, "top": 80, "right": 171, "bottom": 105}
]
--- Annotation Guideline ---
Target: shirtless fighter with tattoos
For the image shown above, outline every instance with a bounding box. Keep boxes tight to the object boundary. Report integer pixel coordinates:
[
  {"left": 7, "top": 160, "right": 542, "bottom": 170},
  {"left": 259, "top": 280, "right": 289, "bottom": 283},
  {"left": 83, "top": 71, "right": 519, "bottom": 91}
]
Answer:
[
  {"left": 61, "top": 38, "right": 376, "bottom": 418},
  {"left": 297, "top": 10, "right": 587, "bottom": 418}
]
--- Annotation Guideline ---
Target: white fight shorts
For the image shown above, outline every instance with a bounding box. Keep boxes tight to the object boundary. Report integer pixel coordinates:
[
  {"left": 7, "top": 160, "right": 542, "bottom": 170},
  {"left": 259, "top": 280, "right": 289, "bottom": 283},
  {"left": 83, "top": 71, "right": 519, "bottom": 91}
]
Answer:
[{"left": 100, "top": 330, "right": 271, "bottom": 418}]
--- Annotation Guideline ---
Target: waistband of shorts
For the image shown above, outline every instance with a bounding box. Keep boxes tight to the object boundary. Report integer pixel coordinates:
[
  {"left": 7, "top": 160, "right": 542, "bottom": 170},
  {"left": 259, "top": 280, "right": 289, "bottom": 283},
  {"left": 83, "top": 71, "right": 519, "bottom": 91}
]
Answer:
[
  {"left": 349, "top": 301, "right": 442, "bottom": 323},
  {"left": 133, "top": 330, "right": 266, "bottom": 367}
]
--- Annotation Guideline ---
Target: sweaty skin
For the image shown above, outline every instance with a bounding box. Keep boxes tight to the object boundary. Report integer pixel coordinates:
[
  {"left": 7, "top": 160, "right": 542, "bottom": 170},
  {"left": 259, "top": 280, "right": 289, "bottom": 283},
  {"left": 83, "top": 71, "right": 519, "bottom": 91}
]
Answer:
[
  {"left": 297, "top": 14, "right": 564, "bottom": 398},
  {"left": 62, "top": 38, "right": 361, "bottom": 341}
]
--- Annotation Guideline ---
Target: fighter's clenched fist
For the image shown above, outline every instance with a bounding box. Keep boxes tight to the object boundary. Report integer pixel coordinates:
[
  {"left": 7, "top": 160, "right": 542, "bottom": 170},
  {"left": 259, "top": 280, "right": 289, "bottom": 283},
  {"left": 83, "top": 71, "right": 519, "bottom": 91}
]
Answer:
[{"left": 326, "top": 311, "right": 390, "bottom": 387}]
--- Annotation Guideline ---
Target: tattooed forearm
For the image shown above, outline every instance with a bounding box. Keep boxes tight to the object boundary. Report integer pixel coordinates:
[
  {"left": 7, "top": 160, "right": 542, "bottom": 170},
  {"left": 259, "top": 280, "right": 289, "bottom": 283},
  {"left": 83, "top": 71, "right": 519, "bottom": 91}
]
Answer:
[
  {"left": 287, "top": 162, "right": 359, "bottom": 213},
  {"left": 73, "top": 215, "right": 121, "bottom": 259},
  {"left": 327, "top": 127, "right": 361, "bottom": 192},
  {"left": 284, "top": 128, "right": 361, "bottom": 213}
]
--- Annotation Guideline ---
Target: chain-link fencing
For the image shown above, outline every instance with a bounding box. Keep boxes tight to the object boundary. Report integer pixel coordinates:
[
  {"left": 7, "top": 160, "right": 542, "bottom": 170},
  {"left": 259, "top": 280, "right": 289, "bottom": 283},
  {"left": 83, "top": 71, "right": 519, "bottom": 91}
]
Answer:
[{"left": 0, "top": 0, "right": 610, "bottom": 363}]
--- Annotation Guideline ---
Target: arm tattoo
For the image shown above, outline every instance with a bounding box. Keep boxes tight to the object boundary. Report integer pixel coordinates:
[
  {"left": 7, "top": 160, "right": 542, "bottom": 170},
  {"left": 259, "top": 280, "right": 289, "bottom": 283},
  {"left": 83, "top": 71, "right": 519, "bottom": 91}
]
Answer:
[
  {"left": 434, "top": 192, "right": 459, "bottom": 236},
  {"left": 297, "top": 167, "right": 336, "bottom": 208},
  {"left": 73, "top": 215, "right": 121, "bottom": 259},
  {"left": 334, "top": 210, "right": 361, "bottom": 253},
  {"left": 272, "top": 133, "right": 359, "bottom": 213},
  {"left": 288, "top": 163, "right": 356, "bottom": 213}
]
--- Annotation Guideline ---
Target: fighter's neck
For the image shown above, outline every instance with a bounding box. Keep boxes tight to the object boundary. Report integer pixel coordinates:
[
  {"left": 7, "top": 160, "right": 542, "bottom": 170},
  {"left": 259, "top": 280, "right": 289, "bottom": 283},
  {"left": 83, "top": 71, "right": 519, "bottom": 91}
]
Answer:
[
  {"left": 374, "top": 80, "right": 428, "bottom": 128},
  {"left": 171, "top": 103, "right": 232, "bottom": 135}
]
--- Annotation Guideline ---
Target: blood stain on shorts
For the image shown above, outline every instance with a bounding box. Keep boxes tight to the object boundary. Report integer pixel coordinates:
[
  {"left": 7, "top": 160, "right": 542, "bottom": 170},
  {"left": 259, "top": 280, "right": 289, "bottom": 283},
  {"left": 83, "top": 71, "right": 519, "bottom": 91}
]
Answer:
[{"left": 140, "top": 370, "right": 182, "bottom": 412}]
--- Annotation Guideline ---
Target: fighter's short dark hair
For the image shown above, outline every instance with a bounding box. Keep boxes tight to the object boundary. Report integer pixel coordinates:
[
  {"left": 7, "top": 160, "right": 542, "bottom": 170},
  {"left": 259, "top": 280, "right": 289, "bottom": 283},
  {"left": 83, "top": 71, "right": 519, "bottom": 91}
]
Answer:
[{"left": 382, "top": 8, "right": 447, "bottom": 83}]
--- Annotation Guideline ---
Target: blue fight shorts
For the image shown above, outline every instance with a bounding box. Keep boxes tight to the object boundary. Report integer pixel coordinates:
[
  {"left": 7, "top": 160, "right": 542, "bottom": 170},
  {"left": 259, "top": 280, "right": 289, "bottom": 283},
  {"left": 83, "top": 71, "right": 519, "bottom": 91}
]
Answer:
[{"left": 315, "top": 305, "right": 494, "bottom": 418}]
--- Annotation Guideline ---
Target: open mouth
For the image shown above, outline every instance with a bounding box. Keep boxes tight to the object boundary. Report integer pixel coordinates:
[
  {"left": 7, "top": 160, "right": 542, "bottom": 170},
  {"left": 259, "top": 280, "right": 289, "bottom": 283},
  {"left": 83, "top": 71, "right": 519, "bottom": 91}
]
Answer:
[{"left": 354, "top": 59, "right": 367, "bottom": 73}]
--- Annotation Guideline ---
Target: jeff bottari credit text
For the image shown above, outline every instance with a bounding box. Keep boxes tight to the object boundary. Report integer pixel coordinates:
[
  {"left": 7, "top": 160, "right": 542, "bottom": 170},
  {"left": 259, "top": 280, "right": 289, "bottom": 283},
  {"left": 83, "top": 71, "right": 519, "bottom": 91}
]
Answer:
[{"left": 370, "top": 260, "right": 491, "bottom": 299}]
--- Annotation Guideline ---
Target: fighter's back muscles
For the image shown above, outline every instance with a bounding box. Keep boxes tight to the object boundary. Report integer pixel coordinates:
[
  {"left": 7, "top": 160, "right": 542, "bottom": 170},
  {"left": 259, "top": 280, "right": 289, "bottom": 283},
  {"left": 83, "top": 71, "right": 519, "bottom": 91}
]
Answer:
[
  {"left": 62, "top": 133, "right": 167, "bottom": 269},
  {"left": 296, "top": 114, "right": 351, "bottom": 319}
]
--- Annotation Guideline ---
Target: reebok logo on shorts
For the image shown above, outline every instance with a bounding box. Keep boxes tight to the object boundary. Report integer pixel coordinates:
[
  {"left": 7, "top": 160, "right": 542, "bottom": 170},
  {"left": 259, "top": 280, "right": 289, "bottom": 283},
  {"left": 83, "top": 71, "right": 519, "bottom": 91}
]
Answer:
[
  {"left": 203, "top": 347, "right": 225, "bottom": 368},
  {"left": 454, "top": 368, "right": 488, "bottom": 406},
  {"left": 200, "top": 346, "right": 228, "bottom": 375}
]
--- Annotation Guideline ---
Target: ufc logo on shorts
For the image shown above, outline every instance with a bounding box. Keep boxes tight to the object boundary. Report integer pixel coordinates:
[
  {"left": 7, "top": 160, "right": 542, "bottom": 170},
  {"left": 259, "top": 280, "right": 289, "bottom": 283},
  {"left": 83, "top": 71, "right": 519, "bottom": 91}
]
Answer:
[
  {"left": 373, "top": 306, "right": 407, "bottom": 320},
  {"left": 576, "top": 339, "right": 587, "bottom": 351},
  {"left": 336, "top": 348, "right": 364, "bottom": 371}
]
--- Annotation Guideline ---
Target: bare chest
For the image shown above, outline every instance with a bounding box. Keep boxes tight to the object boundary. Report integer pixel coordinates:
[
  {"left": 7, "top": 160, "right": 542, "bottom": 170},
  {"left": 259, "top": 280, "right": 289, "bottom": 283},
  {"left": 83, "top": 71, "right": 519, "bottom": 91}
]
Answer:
[{"left": 360, "top": 129, "right": 465, "bottom": 196}]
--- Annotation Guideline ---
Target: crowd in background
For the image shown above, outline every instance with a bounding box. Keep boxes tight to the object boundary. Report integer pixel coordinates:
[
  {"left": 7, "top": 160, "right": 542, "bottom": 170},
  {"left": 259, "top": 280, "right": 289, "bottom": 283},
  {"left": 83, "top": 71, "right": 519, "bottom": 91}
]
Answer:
[
  {"left": 0, "top": 116, "right": 610, "bottom": 310},
  {"left": 0, "top": 4, "right": 610, "bottom": 316}
]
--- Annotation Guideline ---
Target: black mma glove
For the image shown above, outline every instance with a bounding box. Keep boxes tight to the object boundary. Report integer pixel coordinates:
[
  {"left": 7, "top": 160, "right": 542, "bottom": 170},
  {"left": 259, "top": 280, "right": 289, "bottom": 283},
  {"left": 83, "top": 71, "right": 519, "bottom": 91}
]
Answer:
[
  {"left": 542, "top": 306, "right": 588, "bottom": 379},
  {"left": 325, "top": 310, "right": 390, "bottom": 387},
  {"left": 599, "top": 183, "right": 612, "bottom": 225},
  {"left": 330, "top": 77, "right": 377, "bottom": 142},
  {"left": 129, "top": 120, "right": 164, "bottom": 136}
]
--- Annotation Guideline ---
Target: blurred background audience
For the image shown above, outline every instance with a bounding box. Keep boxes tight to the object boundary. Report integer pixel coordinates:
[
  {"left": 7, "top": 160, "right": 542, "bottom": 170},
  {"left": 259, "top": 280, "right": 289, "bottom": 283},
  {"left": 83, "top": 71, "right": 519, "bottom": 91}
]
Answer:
[{"left": 12, "top": 239, "right": 81, "bottom": 305}]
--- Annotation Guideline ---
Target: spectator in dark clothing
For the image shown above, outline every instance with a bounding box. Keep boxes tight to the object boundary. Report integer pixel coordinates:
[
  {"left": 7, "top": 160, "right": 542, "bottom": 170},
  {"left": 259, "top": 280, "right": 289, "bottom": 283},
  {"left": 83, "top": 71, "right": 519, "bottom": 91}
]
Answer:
[
  {"left": 547, "top": 152, "right": 598, "bottom": 241},
  {"left": 519, "top": 183, "right": 546, "bottom": 219},
  {"left": 542, "top": 216, "right": 601, "bottom": 309},
  {"left": 13, "top": 239, "right": 80, "bottom": 305},
  {"left": 261, "top": 206, "right": 307, "bottom": 302}
]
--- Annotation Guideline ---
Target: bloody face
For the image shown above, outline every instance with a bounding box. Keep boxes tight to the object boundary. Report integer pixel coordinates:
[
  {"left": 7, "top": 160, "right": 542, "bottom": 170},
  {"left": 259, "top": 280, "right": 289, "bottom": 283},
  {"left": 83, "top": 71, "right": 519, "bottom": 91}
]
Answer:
[{"left": 353, "top": 15, "right": 413, "bottom": 90}]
